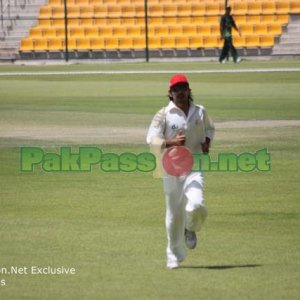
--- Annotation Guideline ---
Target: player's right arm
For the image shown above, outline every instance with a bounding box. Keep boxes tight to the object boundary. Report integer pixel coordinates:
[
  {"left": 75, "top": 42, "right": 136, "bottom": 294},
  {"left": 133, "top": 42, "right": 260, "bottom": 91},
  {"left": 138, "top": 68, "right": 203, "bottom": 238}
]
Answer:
[{"left": 147, "top": 108, "right": 185, "bottom": 148}]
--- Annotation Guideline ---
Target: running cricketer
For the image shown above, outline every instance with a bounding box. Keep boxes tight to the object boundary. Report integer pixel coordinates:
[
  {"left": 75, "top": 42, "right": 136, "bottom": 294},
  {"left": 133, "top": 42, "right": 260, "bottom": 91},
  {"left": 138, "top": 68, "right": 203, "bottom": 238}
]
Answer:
[{"left": 147, "top": 74, "right": 215, "bottom": 269}]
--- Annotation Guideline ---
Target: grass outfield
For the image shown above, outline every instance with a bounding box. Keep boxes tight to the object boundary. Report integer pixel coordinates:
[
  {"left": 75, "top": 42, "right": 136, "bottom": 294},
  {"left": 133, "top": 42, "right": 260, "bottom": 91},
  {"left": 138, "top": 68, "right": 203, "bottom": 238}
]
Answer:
[{"left": 0, "top": 61, "right": 300, "bottom": 299}]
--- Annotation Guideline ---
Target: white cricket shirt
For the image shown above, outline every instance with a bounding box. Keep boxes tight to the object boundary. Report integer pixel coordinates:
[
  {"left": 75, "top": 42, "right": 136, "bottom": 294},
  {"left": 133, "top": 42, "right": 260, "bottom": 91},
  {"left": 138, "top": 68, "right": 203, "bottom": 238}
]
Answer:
[{"left": 147, "top": 100, "right": 215, "bottom": 153}]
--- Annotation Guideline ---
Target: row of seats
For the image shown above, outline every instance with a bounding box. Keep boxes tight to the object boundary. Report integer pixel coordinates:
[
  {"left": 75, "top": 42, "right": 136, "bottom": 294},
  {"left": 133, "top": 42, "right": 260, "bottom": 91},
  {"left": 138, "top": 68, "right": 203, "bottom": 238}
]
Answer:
[
  {"left": 41, "top": 1, "right": 300, "bottom": 18},
  {"left": 48, "top": 0, "right": 300, "bottom": 6},
  {"left": 40, "top": 0, "right": 300, "bottom": 18},
  {"left": 29, "top": 23, "right": 283, "bottom": 38},
  {"left": 37, "top": 15, "right": 289, "bottom": 27},
  {"left": 20, "top": 35, "right": 275, "bottom": 51}
]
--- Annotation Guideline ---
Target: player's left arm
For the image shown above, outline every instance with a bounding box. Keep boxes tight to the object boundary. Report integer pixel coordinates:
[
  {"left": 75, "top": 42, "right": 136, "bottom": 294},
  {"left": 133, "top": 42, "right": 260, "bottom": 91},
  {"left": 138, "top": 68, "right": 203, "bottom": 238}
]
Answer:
[
  {"left": 232, "top": 17, "right": 241, "bottom": 36},
  {"left": 201, "top": 109, "right": 215, "bottom": 154}
]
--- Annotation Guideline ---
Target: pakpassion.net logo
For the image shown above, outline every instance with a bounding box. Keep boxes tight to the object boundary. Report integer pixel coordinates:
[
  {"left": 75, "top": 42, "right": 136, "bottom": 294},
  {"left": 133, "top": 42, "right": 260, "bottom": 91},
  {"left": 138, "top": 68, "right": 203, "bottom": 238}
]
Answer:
[{"left": 19, "top": 146, "right": 271, "bottom": 174}]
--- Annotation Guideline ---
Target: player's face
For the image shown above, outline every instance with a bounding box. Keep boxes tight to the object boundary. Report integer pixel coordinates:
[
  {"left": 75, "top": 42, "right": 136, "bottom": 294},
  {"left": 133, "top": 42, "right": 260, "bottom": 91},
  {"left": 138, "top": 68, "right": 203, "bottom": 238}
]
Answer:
[{"left": 170, "top": 83, "right": 190, "bottom": 105}]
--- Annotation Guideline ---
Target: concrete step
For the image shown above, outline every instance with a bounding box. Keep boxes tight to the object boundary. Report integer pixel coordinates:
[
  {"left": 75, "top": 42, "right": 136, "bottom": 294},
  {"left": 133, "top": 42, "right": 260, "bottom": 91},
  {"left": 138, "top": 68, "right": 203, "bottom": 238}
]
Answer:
[{"left": 280, "top": 37, "right": 300, "bottom": 42}]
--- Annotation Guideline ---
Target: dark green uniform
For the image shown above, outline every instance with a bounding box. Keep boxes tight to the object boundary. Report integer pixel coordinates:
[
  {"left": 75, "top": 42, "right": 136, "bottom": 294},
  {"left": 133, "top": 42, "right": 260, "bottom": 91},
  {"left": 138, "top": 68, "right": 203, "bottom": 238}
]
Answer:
[{"left": 219, "top": 14, "right": 239, "bottom": 63}]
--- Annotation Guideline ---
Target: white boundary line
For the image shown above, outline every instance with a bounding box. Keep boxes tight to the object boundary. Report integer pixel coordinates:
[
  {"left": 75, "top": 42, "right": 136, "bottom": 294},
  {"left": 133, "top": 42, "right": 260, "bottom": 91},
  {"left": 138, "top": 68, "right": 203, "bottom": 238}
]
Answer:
[{"left": 0, "top": 68, "right": 300, "bottom": 76}]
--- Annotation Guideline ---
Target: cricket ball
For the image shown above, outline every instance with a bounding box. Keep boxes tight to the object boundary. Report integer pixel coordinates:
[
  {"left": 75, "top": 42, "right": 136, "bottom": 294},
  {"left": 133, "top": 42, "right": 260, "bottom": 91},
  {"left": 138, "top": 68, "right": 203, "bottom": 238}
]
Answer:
[{"left": 162, "top": 146, "right": 193, "bottom": 176}]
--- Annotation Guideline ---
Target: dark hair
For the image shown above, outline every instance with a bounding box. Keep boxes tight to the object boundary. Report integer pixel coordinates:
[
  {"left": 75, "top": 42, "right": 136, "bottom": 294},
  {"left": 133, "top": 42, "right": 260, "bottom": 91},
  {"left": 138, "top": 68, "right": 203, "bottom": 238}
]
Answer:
[{"left": 168, "top": 90, "right": 194, "bottom": 102}]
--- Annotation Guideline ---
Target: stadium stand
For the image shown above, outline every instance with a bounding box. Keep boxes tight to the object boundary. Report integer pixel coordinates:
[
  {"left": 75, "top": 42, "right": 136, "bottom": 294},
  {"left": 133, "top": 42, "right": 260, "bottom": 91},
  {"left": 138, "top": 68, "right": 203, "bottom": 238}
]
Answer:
[{"left": 1, "top": 0, "right": 300, "bottom": 59}]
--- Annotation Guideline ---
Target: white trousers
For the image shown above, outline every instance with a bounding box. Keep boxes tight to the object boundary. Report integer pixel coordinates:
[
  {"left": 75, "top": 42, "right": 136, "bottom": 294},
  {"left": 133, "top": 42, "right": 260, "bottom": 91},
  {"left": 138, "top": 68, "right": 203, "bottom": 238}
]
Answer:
[{"left": 163, "top": 172, "right": 207, "bottom": 263}]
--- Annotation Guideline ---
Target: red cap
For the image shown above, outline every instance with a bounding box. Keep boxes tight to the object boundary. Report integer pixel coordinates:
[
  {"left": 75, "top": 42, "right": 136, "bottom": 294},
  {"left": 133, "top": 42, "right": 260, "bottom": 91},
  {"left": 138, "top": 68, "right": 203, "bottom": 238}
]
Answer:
[{"left": 169, "top": 74, "right": 189, "bottom": 88}]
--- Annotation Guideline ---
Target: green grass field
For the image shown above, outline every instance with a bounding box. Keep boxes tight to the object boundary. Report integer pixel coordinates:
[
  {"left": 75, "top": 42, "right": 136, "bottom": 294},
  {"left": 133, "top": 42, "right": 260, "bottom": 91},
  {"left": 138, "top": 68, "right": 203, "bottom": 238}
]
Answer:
[{"left": 0, "top": 61, "right": 300, "bottom": 299}]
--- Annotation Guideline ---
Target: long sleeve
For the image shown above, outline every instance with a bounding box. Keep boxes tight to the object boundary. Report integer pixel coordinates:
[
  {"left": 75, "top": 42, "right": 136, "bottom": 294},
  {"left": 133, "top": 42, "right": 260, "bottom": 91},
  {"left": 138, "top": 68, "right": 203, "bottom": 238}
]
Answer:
[{"left": 146, "top": 107, "right": 166, "bottom": 146}]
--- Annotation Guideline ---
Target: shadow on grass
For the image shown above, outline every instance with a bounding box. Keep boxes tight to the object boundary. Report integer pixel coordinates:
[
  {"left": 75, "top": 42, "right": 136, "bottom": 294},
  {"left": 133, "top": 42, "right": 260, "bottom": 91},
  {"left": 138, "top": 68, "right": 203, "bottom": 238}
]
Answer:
[{"left": 181, "top": 264, "right": 263, "bottom": 270}]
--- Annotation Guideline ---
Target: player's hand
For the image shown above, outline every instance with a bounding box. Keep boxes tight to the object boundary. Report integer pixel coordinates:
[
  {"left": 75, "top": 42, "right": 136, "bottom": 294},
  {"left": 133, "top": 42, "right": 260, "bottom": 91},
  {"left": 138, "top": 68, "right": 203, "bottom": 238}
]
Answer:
[
  {"left": 201, "top": 137, "right": 211, "bottom": 154},
  {"left": 165, "top": 131, "right": 186, "bottom": 148}
]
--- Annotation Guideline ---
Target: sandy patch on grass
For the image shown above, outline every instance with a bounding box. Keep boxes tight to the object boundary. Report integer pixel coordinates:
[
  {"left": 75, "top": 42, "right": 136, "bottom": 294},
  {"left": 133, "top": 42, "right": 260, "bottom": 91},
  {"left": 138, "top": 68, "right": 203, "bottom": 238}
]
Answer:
[{"left": 0, "top": 120, "right": 299, "bottom": 145}]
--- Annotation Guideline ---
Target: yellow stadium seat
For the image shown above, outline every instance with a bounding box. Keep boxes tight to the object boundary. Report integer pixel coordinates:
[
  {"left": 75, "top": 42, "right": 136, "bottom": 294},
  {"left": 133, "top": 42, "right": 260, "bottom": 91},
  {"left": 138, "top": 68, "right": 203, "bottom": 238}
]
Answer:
[
  {"left": 177, "top": 17, "right": 192, "bottom": 26},
  {"left": 20, "top": 38, "right": 34, "bottom": 51},
  {"left": 69, "top": 27, "right": 85, "bottom": 37},
  {"left": 154, "top": 26, "right": 168, "bottom": 36},
  {"left": 85, "top": 27, "right": 99, "bottom": 37},
  {"left": 48, "top": 38, "right": 64, "bottom": 51},
  {"left": 48, "top": 0, "right": 62, "bottom": 6},
  {"left": 148, "top": 4, "right": 163, "bottom": 17},
  {"left": 268, "top": 24, "right": 282, "bottom": 35},
  {"left": 76, "top": 38, "right": 90, "bottom": 50},
  {"left": 247, "top": 15, "right": 261, "bottom": 25},
  {"left": 276, "top": 1, "right": 290, "bottom": 14},
  {"left": 135, "top": 18, "right": 146, "bottom": 26},
  {"left": 68, "top": 19, "right": 80, "bottom": 27},
  {"left": 39, "top": 6, "right": 52, "bottom": 18},
  {"left": 133, "top": 37, "right": 146, "bottom": 49},
  {"left": 34, "top": 39, "right": 49, "bottom": 51},
  {"left": 198, "top": 25, "right": 211, "bottom": 36},
  {"left": 93, "top": 19, "right": 107, "bottom": 26},
  {"left": 113, "top": 27, "right": 128, "bottom": 36},
  {"left": 56, "top": 28, "right": 66, "bottom": 37},
  {"left": 107, "top": 5, "right": 122, "bottom": 17},
  {"left": 162, "top": 17, "right": 177, "bottom": 25},
  {"left": 203, "top": 36, "right": 219, "bottom": 48},
  {"left": 189, "top": 36, "right": 203, "bottom": 48},
  {"left": 175, "top": 36, "right": 190, "bottom": 48},
  {"left": 44, "top": 28, "right": 57, "bottom": 37},
  {"left": 119, "top": 37, "right": 134, "bottom": 49},
  {"left": 127, "top": 26, "right": 143, "bottom": 36},
  {"left": 245, "top": 36, "right": 260, "bottom": 47},
  {"left": 68, "top": 6, "right": 80, "bottom": 18},
  {"left": 122, "top": 5, "right": 135, "bottom": 17},
  {"left": 205, "top": 3, "right": 220, "bottom": 16},
  {"left": 239, "top": 24, "right": 254, "bottom": 35},
  {"left": 148, "top": 36, "right": 161, "bottom": 48},
  {"left": 168, "top": 25, "right": 183, "bottom": 36},
  {"left": 247, "top": 1, "right": 262, "bottom": 15},
  {"left": 290, "top": 0, "right": 300, "bottom": 13},
  {"left": 192, "top": 3, "right": 206, "bottom": 16},
  {"left": 52, "top": 6, "right": 64, "bottom": 18},
  {"left": 163, "top": 4, "right": 177, "bottom": 16},
  {"left": 254, "top": 24, "right": 268, "bottom": 35},
  {"left": 80, "top": 6, "right": 94, "bottom": 18},
  {"left": 148, "top": 26, "right": 155, "bottom": 36},
  {"left": 161, "top": 36, "right": 176, "bottom": 48},
  {"left": 232, "top": 2, "right": 247, "bottom": 15},
  {"left": 182, "top": 25, "right": 197, "bottom": 36},
  {"left": 204, "top": 16, "right": 219, "bottom": 24},
  {"left": 210, "top": 24, "right": 219, "bottom": 36},
  {"left": 38, "top": 19, "right": 52, "bottom": 27},
  {"left": 89, "top": 0, "right": 102, "bottom": 4},
  {"left": 260, "top": 36, "right": 274, "bottom": 47},
  {"left": 116, "top": 0, "right": 131, "bottom": 4},
  {"left": 80, "top": 18, "right": 94, "bottom": 27},
  {"left": 276, "top": 14, "right": 289, "bottom": 24},
  {"left": 262, "top": 1, "right": 276, "bottom": 15},
  {"left": 260, "top": 15, "right": 274, "bottom": 24},
  {"left": 234, "top": 15, "right": 247, "bottom": 25},
  {"left": 99, "top": 27, "right": 114, "bottom": 36},
  {"left": 177, "top": 4, "right": 192, "bottom": 16},
  {"left": 105, "top": 37, "right": 119, "bottom": 49},
  {"left": 67, "top": 38, "right": 77, "bottom": 50},
  {"left": 76, "top": 0, "right": 89, "bottom": 5},
  {"left": 94, "top": 6, "right": 108, "bottom": 17},
  {"left": 30, "top": 27, "right": 43, "bottom": 38},
  {"left": 233, "top": 36, "right": 245, "bottom": 48},
  {"left": 90, "top": 37, "right": 105, "bottom": 50},
  {"left": 135, "top": 5, "right": 145, "bottom": 17}
]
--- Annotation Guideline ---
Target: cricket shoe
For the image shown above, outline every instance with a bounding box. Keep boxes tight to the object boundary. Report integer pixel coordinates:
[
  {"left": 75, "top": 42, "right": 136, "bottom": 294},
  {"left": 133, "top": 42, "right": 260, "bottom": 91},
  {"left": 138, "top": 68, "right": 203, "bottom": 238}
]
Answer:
[
  {"left": 167, "top": 259, "right": 180, "bottom": 269},
  {"left": 235, "top": 57, "right": 242, "bottom": 63},
  {"left": 167, "top": 253, "right": 184, "bottom": 269},
  {"left": 185, "top": 229, "right": 197, "bottom": 249}
]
